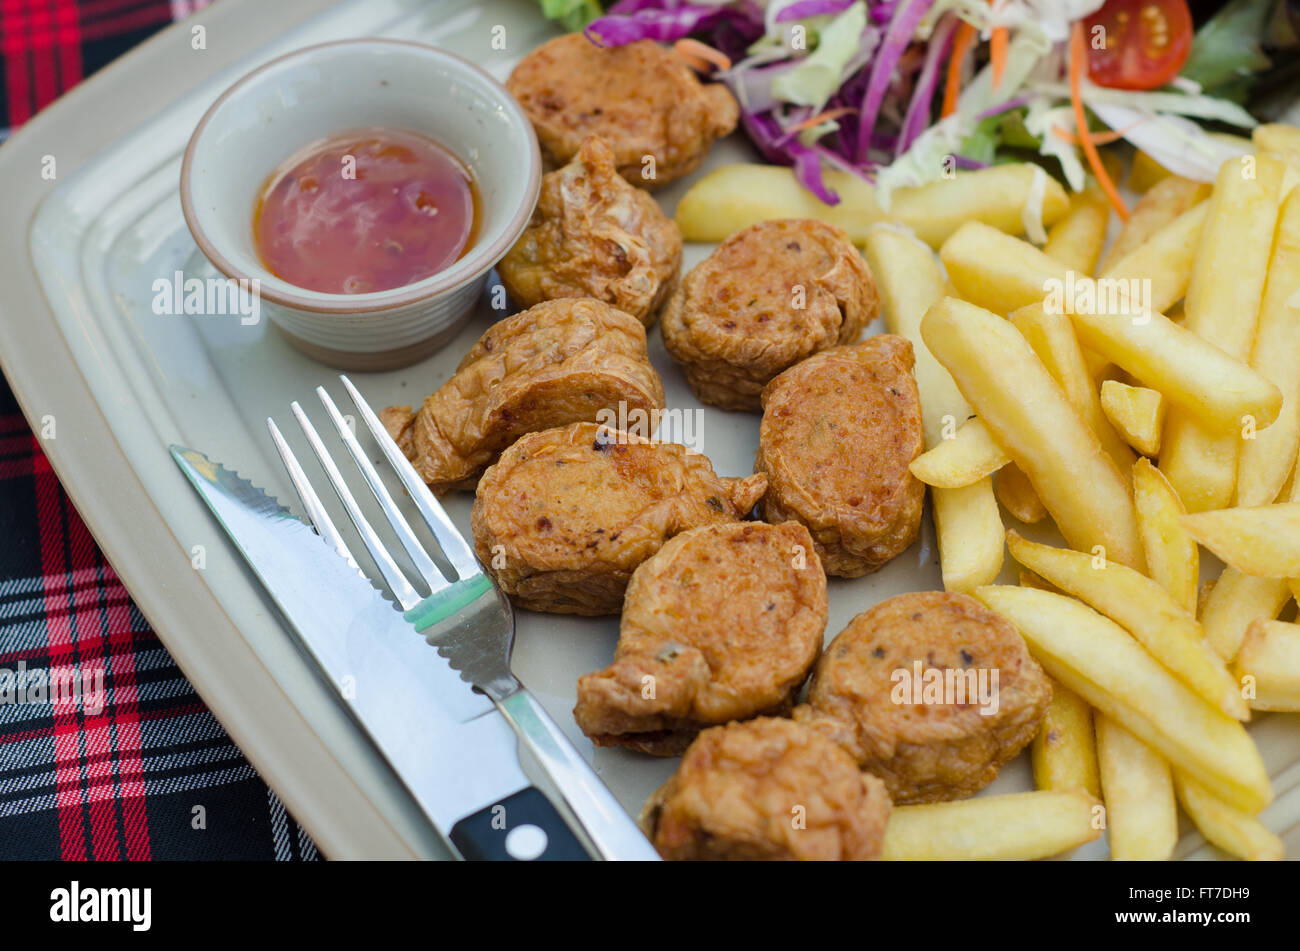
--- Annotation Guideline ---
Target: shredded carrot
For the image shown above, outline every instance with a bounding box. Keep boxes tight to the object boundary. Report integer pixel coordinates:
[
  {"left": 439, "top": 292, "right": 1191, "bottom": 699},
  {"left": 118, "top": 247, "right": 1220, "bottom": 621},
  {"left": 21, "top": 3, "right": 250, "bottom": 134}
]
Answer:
[
  {"left": 990, "top": 27, "right": 1008, "bottom": 90},
  {"left": 785, "top": 107, "right": 857, "bottom": 135},
  {"left": 673, "top": 38, "right": 731, "bottom": 73},
  {"left": 942, "top": 22, "right": 978, "bottom": 118},
  {"left": 1068, "top": 23, "right": 1129, "bottom": 221},
  {"left": 1051, "top": 125, "right": 1132, "bottom": 147}
]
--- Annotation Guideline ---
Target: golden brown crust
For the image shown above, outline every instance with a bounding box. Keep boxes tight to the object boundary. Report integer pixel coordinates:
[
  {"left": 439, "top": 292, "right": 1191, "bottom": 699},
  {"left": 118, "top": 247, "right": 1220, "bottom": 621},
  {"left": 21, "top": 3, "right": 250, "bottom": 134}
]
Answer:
[
  {"left": 471, "top": 422, "right": 768, "bottom": 615},
  {"left": 497, "top": 136, "right": 682, "bottom": 326},
  {"left": 643, "top": 718, "right": 892, "bottom": 860},
  {"left": 506, "top": 35, "right": 738, "bottom": 189},
  {"left": 755, "top": 335, "right": 924, "bottom": 577},
  {"left": 381, "top": 299, "right": 664, "bottom": 493},
  {"left": 795, "top": 591, "right": 1052, "bottom": 804},
  {"left": 574, "top": 521, "right": 826, "bottom": 753},
  {"left": 661, "top": 218, "right": 878, "bottom": 411}
]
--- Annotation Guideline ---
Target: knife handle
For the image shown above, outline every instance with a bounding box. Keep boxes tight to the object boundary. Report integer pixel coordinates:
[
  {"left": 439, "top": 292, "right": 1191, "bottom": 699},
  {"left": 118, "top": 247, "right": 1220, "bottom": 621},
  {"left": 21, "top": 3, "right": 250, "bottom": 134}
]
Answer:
[
  {"left": 496, "top": 688, "right": 662, "bottom": 861},
  {"left": 449, "top": 787, "right": 590, "bottom": 861}
]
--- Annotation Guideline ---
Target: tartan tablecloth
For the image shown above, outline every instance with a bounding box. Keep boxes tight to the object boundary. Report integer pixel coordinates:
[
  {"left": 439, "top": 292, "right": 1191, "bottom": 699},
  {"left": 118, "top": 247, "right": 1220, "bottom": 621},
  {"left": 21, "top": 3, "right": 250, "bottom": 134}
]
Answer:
[{"left": 0, "top": 0, "right": 317, "bottom": 861}]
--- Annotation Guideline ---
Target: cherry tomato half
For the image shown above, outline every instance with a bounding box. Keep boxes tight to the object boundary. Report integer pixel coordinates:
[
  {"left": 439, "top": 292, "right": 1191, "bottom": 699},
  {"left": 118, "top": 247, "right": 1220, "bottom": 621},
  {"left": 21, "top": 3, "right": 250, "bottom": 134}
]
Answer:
[{"left": 1084, "top": 0, "right": 1194, "bottom": 91}]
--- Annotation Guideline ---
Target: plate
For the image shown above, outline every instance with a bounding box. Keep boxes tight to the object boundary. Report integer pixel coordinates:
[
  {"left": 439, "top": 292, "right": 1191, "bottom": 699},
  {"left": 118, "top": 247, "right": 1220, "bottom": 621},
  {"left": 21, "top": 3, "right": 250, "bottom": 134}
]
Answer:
[{"left": 3, "top": 0, "right": 1299, "bottom": 859}]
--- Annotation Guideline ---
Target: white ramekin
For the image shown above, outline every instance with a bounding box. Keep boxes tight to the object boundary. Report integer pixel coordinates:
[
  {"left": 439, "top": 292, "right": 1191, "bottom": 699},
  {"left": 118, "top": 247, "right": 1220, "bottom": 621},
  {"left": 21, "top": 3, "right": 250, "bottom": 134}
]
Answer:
[{"left": 181, "top": 38, "right": 541, "bottom": 370}]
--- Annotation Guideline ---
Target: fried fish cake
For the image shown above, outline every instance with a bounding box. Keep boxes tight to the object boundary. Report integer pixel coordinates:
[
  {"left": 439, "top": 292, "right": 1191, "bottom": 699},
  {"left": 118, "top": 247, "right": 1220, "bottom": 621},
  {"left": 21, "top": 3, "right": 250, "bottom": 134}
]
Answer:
[
  {"left": 471, "top": 422, "right": 768, "bottom": 615},
  {"left": 661, "top": 219, "right": 877, "bottom": 410},
  {"left": 574, "top": 521, "right": 826, "bottom": 755},
  {"left": 642, "top": 718, "right": 892, "bottom": 861},
  {"left": 506, "top": 35, "right": 738, "bottom": 189},
  {"left": 795, "top": 592, "right": 1052, "bottom": 804},
  {"left": 755, "top": 335, "right": 924, "bottom": 577},
  {"left": 497, "top": 136, "right": 682, "bottom": 326},
  {"left": 380, "top": 299, "right": 664, "bottom": 494}
]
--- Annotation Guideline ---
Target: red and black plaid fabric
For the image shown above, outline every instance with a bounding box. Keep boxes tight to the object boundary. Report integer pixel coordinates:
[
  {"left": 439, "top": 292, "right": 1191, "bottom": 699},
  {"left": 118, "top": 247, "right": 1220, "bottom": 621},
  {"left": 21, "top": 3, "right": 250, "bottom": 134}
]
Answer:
[{"left": 0, "top": 0, "right": 318, "bottom": 860}]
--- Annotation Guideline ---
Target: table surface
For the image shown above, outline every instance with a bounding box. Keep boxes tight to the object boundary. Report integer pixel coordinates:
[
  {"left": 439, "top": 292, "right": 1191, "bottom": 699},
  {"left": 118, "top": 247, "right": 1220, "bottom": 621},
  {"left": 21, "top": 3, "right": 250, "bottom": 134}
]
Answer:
[{"left": 0, "top": 0, "right": 317, "bottom": 862}]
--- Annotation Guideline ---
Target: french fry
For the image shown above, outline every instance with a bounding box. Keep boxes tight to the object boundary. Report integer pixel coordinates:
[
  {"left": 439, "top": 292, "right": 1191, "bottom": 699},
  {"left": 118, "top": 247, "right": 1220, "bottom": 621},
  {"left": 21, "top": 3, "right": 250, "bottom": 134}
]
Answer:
[
  {"left": 929, "top": 479, "right": 1005, "bottom": 594},
  {"left": 1019, "top": 569, "right": 1063, "bottom": 594},
  {"left": 1098, "top": 200, "right": 1209, "bottom": 316},
  {"left": 888, "top": 165, "right": 1070, "bottom": 248},
  {"left": 1173, "top": 770, "right": 1285, "bottom": 861},
  {"left": 1237, "top": 188, "right": 1300, "bottom": 507},
  {"left": 673, "top": 163, "right": 1069, "bottom": 246},
  {"left": 1100, "top": 178, "right": 1210, "bottom": 273},
  {"left": 1067, "top": 308, "right": 1281, "bottom": 435},
  {"left": 882, "top": 790, "right": 1100, "bottom": 861},
  {"left": 1095, "top": 714, "right": 1177, "bottom": 861},
  {"left": 1233, "top": 619, "right": 1300, "bottom": 712},
  {"left": 1044, "top": 180, "right": 1110, "bottom": 275},
  {"left": 938, "top": 226, "right": 1284, "bottom": 434},
  {"left": 996, "top": 463, "right": 1047, "bottom": 523},
  {"left": 1181, "top": 502, "right": 1300, "bottom": 577},
  {"left": 1159, "top": 155, "right": 1286, "bottom": 512},
  {"left": 921, "top": 298, "right": 1144, "bottom": 568},
  {"left": 940, "top": 221, "right": 1066, "bottom": 314},
  {"left": 974, "top": 585, "right": 1272, "bottom": 814},
  {"left": 1032, "top": 679, "right": 1101, "bottom": 798},
  {"left": 863, "top": 228, "right": 1003, "bottom": 591},
  {"left": 1012, "top": 302, "right": 1136, "bottom": 479},
  {"left": 1006, "top": 532, "right": 1247, "bottom": 720},
  {"left": 1133, "top": 458, "right": 1198, "bottom": 615},
  {"left": 1099, "top": 380, "right": 1164, "bottom": 456},
  {"left": 1253, "top": 123, "right": 1300, "bottom": 160},
  {"left": 1199, "top": 566, "right": 1291, "bottom": 662},
  {"left": 908, "top": 418, "right": 1009, "bottom": 488}
]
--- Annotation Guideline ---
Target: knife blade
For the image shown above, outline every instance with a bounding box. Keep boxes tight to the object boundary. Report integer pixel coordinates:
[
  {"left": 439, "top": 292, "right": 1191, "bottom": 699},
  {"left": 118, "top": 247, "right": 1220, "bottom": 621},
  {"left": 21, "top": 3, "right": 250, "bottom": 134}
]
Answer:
[{"left": 171, "top": 446, "right": 590, "bottom": 860}]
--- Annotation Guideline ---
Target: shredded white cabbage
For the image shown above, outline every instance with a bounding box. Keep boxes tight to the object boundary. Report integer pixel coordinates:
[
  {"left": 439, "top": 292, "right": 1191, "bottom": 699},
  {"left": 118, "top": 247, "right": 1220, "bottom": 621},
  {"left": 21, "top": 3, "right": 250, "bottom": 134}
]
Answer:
[
  {"left": 1022, "top": 164, "right": 1050, "bottom": 245},
  {"left": 1024, "top": 98, "right": 1087, "bottom": 191},
  {"left": 770, "top": 2, "right": 869, "bottom": 110}
]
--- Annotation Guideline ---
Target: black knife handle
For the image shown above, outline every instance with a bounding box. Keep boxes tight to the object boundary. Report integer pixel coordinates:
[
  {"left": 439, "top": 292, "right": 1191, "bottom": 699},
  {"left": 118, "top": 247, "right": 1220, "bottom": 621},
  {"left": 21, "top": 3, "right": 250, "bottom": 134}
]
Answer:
[{"left": 449, "top": 787, "right": 591, "bottom": 861}]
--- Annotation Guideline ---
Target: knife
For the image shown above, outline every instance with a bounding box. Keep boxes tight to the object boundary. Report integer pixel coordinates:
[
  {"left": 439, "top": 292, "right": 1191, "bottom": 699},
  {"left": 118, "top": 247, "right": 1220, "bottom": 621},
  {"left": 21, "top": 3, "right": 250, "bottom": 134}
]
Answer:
[{"left": 171, "top": 446, "right": 593, "bottom": 860}]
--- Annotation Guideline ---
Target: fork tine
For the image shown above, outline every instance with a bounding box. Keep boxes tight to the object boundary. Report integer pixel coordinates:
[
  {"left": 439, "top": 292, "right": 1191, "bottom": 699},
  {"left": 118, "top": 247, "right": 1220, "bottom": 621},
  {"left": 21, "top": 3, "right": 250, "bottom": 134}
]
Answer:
[
  {"left": 339, "top": 374, "right": 481, "bottom": 580},
  {"left": 289, "top": 401, "right": 422, "bottom": 611},
  {"left": 315, "top": 386, "right": 450, "bottom": 595},
  {"left": 267, "top": 417, "right": 359, "bottom": 570}
]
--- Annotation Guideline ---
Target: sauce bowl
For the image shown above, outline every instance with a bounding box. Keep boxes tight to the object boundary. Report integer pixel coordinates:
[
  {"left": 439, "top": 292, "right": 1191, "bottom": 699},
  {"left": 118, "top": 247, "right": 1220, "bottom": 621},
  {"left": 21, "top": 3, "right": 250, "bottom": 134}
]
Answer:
[{"left": 181, "top": 38, "right": 541, "bottom": 370}]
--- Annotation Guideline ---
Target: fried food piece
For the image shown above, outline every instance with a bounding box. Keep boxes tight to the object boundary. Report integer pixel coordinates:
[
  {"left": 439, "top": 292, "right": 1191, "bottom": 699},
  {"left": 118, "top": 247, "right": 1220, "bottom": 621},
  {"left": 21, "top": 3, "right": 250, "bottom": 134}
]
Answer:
[
  {"left": 642, "top": 717, "right": 892, "bottom": 861},
  {"left": 795, "top": 591, "right": 1052, "bottom": 804},
  {"left": 380, "top": 299, "right": 664, "bottom": 493},
  {"left": 661, "top": 219, "right": 878, "bottom": 410},
  {"left": 755, "top": 335, "right": 924, "bottom": 576},
  {"left": 506, "top": 35, "right": 738, "bottom": 189},
  {"left": 497, "top": 136, "right": 682, "bottom": 326},
  {"left": 575, "top": 521, "right": 826, "bottom": 755},
  {"left": 472, "top": 422, "right": 767, "bottom": 615}
]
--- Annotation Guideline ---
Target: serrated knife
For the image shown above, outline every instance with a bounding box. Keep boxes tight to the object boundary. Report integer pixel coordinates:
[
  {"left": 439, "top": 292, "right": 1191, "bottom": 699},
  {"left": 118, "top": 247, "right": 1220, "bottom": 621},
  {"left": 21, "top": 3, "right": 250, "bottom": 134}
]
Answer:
[{"left": 171, "top": 446, "right": 600, "bottom": 860}]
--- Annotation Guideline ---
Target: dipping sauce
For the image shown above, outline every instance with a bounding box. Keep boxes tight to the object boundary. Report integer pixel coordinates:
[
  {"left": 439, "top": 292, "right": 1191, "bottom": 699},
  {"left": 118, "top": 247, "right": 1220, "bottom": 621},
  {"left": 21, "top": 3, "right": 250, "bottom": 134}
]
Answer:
[{"left": 254, "top": 127, "right": 478, "bottom": 294}]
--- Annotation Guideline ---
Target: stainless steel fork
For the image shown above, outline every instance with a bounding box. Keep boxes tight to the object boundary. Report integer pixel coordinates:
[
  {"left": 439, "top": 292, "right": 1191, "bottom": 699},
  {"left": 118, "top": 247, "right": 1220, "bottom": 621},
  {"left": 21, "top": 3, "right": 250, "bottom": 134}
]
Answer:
[{"left": 267, "top": 375, "right": 659, "bottom": 862}]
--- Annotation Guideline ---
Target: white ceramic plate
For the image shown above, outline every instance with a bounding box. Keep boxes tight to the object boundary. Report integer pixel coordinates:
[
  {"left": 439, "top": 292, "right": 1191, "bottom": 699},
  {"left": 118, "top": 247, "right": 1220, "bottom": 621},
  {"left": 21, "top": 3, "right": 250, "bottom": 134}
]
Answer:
[{"left": 8, "top": 0, "right": 1300, "bottom": 858}]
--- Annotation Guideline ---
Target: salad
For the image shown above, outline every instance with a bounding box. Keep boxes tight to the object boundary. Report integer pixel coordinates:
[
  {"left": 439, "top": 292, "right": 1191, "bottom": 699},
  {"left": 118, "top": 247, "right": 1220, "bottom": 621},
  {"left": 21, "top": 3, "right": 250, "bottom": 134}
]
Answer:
[{"left": 535, "top": 0, "right": 1300, "bottom": 215}]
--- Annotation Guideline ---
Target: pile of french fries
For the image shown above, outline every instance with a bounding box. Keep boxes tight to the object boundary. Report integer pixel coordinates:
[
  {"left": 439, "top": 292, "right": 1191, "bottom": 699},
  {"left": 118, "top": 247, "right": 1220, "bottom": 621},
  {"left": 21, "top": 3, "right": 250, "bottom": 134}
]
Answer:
[{"left": 678, "top": 124, "right": 1300, "bottom": 861}]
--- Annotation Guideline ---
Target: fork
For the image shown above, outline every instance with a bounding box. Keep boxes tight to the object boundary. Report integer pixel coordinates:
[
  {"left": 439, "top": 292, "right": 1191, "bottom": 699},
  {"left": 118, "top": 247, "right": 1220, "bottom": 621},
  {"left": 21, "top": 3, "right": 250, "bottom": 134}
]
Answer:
[{"left": 266, "top": 375, "right": 660, "bottom": 862}]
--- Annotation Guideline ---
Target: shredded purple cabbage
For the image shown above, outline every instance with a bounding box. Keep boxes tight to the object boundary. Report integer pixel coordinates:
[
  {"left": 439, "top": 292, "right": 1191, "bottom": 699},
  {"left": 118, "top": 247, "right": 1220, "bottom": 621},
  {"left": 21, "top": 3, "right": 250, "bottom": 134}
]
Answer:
[
  {"left": 587, "top": 1, "right": 763, "bottom": 47},
  {"left": 775, "top": 0, "right": 857, "bottom": 22},
  {"left": 585, "top": 0, "right": 965, "bottom": 205},
  {"left": 855, "top": 0, "right": 934, "bottom": 161},
  {"left": 896, "top": 12, "right": 954, "bottom": 156}
]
